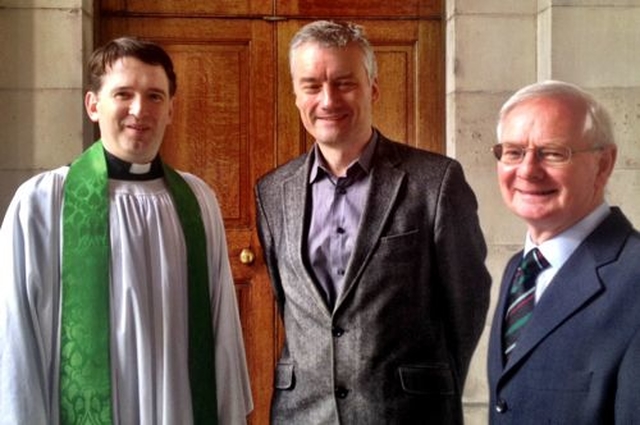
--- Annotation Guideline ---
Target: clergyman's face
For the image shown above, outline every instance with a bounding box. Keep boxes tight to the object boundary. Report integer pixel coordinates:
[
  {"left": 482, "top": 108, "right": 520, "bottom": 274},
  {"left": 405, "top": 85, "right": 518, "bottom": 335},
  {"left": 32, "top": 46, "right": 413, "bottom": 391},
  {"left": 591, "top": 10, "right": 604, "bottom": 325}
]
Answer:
[
  {"left": 84, "top": 56, "right": 174, "bottom": 163},
  {"left": 290, "top": 42, "right": 379, "bottom": 149}
]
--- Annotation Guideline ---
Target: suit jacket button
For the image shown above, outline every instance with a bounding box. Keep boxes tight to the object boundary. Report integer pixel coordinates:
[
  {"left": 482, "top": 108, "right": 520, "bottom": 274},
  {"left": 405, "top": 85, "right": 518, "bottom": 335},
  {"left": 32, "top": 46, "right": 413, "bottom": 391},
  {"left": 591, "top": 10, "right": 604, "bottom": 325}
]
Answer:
[
  {"left": 332, "top": 326, "right": 344, "bottom": 337},
  {"left": 335, "top": 386, "right": 349, "bottom": 399},
  {"left": 495, "top": 399, "right": 508, "bottom": 413}
]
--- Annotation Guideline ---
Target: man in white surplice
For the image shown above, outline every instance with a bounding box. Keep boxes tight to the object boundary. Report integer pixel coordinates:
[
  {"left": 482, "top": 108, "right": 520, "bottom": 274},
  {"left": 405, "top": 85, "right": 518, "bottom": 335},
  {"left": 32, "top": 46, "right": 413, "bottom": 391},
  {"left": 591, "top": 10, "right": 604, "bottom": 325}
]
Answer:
[{"left": 0, "top": 37, "right": 252, "bottom": 424}]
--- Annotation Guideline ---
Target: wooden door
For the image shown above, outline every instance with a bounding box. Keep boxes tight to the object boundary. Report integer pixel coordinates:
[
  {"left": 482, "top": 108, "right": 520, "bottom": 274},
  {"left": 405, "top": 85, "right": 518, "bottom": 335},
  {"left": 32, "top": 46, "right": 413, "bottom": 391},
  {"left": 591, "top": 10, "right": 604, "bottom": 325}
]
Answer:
[{"left": 98, "top": 2, "right": 443, "bottom": 424}]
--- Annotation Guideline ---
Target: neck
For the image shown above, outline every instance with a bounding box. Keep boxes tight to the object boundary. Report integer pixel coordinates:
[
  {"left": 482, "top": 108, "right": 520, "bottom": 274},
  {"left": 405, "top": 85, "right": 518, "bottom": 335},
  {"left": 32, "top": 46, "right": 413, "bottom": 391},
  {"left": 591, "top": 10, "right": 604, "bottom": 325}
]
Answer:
[
  {"left": 103, "top": 148, "right": 164, "bottom": 180},
  {"left": 317, "top": 134, "right": 372, "bottom": 177}
]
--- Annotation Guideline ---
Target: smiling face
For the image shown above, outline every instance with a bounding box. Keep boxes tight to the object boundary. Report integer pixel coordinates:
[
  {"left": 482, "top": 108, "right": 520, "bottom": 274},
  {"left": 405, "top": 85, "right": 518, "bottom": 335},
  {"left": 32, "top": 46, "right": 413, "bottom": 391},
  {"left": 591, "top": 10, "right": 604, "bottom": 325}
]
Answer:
[
  {"left": 84, "top": 56, "right": 174, "bottom": 164},
  {"left": 291, "top": 42, "right": 379, "bottom": 152},
  {"left": 497, "top": 95, "right": 616, "bottom": 243}
]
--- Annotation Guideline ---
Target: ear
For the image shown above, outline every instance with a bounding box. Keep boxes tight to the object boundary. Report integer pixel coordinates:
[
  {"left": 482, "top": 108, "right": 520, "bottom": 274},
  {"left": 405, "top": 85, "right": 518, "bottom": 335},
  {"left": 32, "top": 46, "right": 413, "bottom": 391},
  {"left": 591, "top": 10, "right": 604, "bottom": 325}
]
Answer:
[
  {"left": 371, "top": 76, "right": 380, "bottom": 103},
  {"left": 167, "top": 96, "right": 175, "bottom": 124},
  {"left": 84, "top": 91, "right": 100, "bottom": 122},
  {"left": 595, "top": 144, "right": 617, "bottom": 188}
]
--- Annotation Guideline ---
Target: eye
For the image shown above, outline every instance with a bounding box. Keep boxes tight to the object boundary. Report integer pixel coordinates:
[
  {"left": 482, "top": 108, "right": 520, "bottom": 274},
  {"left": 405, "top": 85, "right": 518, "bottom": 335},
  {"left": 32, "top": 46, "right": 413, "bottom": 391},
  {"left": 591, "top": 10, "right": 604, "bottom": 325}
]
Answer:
[
  {"left": 500, "top": 144, "right": 524, "bottom": 161},
  {"left": 114, "top": 91, "right": 133, "bottom": 100},
  {"left": 336, "top": 80, "right": 357, "bottom": 91},
  {"left": 148, "top": 92, "right": 166, "bottom": 103},
  {"left": 539, "top": 147, "right": 569, "bottom": 163}
]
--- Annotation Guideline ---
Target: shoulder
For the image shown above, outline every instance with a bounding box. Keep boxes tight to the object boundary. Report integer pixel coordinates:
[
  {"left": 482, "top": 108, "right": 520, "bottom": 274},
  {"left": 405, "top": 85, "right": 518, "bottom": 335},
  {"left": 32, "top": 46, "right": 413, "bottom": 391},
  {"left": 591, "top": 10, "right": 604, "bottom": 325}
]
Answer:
[
  {"left": 173, "top": 170, "right": 223, "bottom": 214},
  {"left": 8, "top": 167, "right": 68, "bottom": 208},
  {"left": 256, "top": 152, "right": 308, "bottom": 192},
  {"left": 375, "top": 134, "right": 460, "bottom": 175}
]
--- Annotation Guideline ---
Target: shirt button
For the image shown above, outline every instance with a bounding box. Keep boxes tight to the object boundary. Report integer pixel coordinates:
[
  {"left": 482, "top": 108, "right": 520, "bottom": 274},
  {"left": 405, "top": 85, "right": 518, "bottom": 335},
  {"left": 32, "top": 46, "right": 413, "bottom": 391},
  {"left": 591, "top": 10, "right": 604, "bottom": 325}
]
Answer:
[
  {"left": 332, "top": 326, "right": 344, "bottom": 337},
  {"left": 336, "top": 227, "right": 345, "bottom": 234},
  {"left": 337, "top": 269, "right": 345, "bottom": 276},
  {"left": 495, "top": 399, "right": 508, "bottom": 413},
  {"left": 335, "top": 386, "right": 349, "bottom": 399}
]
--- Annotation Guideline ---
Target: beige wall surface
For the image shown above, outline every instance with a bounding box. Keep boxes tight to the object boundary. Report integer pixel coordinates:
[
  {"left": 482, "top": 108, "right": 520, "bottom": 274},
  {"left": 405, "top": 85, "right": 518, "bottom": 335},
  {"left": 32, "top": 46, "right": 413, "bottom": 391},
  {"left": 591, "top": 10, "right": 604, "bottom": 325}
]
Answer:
[{"left": 1, "top": 1, "right": 639, "bottom": 423}]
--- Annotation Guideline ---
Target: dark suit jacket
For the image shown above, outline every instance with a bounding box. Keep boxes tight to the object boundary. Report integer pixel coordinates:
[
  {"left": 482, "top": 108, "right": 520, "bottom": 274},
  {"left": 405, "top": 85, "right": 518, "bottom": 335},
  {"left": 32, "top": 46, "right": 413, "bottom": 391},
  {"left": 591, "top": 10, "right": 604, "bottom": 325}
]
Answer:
[
  {"left": 256, "top": 132, "right": 491, "bottom": 424},
  {"left": 488, "top": 207, "right": 640, "bottom": 424}
]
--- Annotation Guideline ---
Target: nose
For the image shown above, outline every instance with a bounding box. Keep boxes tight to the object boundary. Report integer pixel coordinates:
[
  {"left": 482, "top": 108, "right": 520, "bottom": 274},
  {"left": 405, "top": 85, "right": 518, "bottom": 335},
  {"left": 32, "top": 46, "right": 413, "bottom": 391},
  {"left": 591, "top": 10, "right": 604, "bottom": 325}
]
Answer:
[
  {"left": 517, "top": 148, "right": 544, "bottom": 178},
  {"left": 129, "top": 95, "right": 144, "bottom": 117},
  {"left": 320, "top": 84, "right": 338, "bottom": 108}
]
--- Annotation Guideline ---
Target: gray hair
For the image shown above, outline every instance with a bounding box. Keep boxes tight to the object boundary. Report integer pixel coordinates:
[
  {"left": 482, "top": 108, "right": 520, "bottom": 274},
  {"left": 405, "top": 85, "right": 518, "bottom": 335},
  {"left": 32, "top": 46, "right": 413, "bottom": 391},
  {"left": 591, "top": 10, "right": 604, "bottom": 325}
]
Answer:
[
  {"left": 289, "top": 20, "right": 378, "bottom": 81},
  {"left": 496, "top": 80, "right": 615, "bottom": 147}
]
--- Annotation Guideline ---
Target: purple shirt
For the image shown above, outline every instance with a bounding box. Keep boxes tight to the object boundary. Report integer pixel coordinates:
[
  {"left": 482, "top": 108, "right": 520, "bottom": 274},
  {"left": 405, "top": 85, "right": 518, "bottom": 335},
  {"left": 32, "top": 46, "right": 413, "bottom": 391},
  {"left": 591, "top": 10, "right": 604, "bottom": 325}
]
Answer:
[{"left": 306, "top": 133, "right": 377, "bottom": 306}]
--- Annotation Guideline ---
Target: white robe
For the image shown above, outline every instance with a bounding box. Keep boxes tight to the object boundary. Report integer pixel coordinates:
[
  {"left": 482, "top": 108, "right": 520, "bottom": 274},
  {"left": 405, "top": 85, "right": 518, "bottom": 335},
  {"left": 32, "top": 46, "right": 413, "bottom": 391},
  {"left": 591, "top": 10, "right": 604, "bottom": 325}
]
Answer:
[{"left": 0, "top": 166, "right": 253, "bottom": 425}]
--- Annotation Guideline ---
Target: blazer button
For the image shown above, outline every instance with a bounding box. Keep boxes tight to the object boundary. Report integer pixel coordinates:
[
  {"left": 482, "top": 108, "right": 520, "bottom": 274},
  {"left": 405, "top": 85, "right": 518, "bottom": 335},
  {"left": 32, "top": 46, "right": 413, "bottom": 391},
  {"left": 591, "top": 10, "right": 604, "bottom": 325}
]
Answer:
[
  {"left": 495, "top": 399, "right": 508, "bottom": 413},
  {"left": 332, "top": 326, "right": 345, "bottom": 337},
  {"left": 335, "top": 386, "right": 349, "bottom": 399}
]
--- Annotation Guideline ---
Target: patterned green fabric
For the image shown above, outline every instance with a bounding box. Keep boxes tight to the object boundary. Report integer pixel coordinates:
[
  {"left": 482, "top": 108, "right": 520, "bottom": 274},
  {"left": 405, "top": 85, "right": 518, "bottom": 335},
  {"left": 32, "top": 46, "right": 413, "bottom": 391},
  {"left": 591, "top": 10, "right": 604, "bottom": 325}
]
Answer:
[{"left": 60, "top": 141, "right": 217, "bottom": 424}]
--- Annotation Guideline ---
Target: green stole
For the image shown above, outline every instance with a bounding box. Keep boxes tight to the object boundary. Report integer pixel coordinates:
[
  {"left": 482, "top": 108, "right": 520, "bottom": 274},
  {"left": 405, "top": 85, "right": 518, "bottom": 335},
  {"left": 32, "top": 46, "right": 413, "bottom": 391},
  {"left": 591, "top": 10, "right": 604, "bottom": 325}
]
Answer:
[{"left": 60, "top": 141, "right": 218, "bottom": 424}]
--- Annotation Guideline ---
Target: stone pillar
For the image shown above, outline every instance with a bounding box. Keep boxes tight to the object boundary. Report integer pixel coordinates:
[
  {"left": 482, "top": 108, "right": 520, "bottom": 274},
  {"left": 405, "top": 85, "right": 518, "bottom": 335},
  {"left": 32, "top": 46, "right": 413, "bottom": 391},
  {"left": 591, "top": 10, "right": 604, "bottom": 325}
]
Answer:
[{"left": 0, "top": 0, "right": 93, "bottom": 217}]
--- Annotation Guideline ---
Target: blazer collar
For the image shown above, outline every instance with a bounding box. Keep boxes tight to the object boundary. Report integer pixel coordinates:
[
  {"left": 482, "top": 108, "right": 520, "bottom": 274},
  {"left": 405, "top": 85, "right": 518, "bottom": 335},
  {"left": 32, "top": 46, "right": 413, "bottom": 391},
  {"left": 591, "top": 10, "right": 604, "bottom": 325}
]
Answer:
[
  {"left": 334, "top": 135, "right": 406, "bottom": 311},
  {"left": 497, "top": 208, "right": 633, "bottom": 376},
  {"left": 281, "top": 133, "right": 407, "bottom": 314}
]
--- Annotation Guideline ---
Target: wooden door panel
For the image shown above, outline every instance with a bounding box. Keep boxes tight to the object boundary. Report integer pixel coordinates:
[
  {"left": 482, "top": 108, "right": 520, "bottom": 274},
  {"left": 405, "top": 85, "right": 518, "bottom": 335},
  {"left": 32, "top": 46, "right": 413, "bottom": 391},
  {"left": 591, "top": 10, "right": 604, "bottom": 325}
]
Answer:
[
  {"left": 276, "top": 0, "right": 440, "bottom": 18},
  {"left": 277, "top": 19, "right": 444, "bottom": 162},
  {"left": 100, "top": 16, "right": 277, "bottom": 425},
  {"left": 100, "top": 0, "right": 272, "bottom": 15}
]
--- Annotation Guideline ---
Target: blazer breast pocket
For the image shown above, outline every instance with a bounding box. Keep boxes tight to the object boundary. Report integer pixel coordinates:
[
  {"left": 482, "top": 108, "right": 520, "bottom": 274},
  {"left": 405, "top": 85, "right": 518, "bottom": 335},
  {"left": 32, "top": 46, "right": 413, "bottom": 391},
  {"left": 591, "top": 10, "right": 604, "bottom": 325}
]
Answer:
[
  {"left": 377, "top": 229, "right": 420, "bottom": 264},
  {"left": 398, "top": 363, "right": 455, "bottom": 396}
]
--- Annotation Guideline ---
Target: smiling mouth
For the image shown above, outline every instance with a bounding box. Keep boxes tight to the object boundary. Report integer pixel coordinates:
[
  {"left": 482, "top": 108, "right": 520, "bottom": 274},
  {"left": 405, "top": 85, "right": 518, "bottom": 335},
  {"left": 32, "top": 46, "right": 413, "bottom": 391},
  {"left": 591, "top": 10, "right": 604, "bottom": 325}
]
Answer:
[
  {"left": 517, "top": 188, "right": 556, "bottom": 197},
  {"left": 126, "top": 124, "right": 150, "bottom": 132}
]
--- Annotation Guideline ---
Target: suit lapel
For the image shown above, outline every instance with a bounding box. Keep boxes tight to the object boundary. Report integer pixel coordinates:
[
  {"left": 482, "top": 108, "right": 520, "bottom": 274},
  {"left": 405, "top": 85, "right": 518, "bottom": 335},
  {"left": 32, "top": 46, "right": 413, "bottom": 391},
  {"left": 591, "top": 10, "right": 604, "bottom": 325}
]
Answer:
[
  {"left": 504, "top": 256, "right": 603, "bottom": 372},
  {"left": 501, "top": 208, "right": 631, "bottom": 375},
  {"left": 335, "top": 138, "right": 406, "bottom": 310},
  {"left": 282, "top": 152, "right": 332, "bottom": 311}
]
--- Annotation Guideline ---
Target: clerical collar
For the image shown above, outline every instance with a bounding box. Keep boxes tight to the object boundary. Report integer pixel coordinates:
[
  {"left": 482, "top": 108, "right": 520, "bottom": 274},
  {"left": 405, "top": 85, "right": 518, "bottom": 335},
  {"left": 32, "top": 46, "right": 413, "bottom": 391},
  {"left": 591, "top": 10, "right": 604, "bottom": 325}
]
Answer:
[{"left": 103, "top": 148, "right": 164, "bottom": 181}]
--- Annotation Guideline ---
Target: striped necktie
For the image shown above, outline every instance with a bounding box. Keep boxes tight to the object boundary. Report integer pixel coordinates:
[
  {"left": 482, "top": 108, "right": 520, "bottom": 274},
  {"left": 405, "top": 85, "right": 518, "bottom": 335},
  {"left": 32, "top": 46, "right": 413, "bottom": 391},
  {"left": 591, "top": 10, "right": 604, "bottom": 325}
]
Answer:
[{"left": 503, "top": 248, "right": 549, "bottom": 360}]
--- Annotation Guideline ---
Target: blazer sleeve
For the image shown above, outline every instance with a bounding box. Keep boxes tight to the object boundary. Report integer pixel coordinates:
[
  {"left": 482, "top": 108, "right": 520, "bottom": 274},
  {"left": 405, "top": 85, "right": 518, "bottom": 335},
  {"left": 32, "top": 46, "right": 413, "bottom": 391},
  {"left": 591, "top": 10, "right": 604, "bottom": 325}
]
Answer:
[
  {"left": 615, "top": 325, "right": 640, "bottom": 422},
  {"left": 254, "top": 183, "right": 286, "bottom": 316},
  {"left": 432, "top": 160, "right": 492, "bottom": 386}
]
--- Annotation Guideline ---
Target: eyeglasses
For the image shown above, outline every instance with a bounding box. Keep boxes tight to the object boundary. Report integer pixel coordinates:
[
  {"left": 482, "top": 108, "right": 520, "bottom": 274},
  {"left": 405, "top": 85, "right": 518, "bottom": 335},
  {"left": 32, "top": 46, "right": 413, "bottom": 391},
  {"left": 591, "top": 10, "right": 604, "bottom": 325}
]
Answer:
[{"left": 491, "top": 143, "right": 605, "bottom": 166}]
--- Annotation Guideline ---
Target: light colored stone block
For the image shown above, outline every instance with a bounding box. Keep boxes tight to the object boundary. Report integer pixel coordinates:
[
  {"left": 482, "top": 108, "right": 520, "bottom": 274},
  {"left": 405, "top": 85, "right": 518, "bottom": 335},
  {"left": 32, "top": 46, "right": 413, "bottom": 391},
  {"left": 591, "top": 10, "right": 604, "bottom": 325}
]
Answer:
[
  {"left": 591, "top": 87, "right": 640, "bottom": 170},
  {"left": 0, "top": 8, "right": 84, "bottom": 89},
  {"left": 446, "top": 91, "right": 511, "bottom": 164},
  {"left": 607, "top": 169, "right": 640, "bottom": 227},
  {"left": 549, "top": 0, "right": 640, "bottom": 5},
  {"left": 0, "top": 0, "right": 87, "bottom": 8},
  {"left": 463, "top": 402, "right": 489, "bottom": 425},
  {"left": 449, "top": 0, "right": 535, "bottom": 16},
  {"left": 449, "top": 14, "right": 536, "bottom": 92},
  {"left": 0, "top": 169, "right": 41, "bottom": 220},
  {"left": 0, "top": 89, "right": 84, "bottom": 169},
  {"left": 547, "top": 7, "right": 640, "bottom": 87}
]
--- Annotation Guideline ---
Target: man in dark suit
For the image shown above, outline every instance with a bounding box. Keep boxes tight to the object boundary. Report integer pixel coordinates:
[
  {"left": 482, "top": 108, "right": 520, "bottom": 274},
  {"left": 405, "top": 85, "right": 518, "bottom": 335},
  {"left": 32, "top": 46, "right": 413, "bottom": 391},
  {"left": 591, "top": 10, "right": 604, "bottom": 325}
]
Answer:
[
  {"left": 488, "top": 80, "right": 640, "bottom": 424},
  {"left": 255, "top": 20, "right": 491, "bottom": 424}
]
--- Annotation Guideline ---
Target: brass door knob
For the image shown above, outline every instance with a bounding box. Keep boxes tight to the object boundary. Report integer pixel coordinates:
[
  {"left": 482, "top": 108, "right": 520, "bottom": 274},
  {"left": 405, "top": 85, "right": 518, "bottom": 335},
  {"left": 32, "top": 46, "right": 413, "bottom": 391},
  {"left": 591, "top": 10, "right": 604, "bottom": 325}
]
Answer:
[{"left": 240, "top": 248, "right": 255, "bottom": 265}]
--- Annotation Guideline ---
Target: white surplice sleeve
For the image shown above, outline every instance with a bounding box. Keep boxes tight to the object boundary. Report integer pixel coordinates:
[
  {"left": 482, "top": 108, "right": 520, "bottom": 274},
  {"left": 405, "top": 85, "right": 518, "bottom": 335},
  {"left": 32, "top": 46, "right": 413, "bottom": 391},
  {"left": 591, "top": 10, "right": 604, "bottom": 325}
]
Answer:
[
  {"left": 181, "top": 172, "right": 254, "bottom": 424},
  {"left": 0, "top": 169, "right": 67, "bottom": 425}
]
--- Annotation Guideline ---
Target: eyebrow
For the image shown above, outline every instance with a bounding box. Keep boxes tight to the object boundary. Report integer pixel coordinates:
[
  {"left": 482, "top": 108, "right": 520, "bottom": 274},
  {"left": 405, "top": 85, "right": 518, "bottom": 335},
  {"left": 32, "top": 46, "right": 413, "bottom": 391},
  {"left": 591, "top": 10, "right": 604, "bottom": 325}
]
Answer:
[
  {"left": 110, "top": 86, "right": 169, "bottom": 95},
  {"left": 297, "top": 72, "right": 356, "bottom": 83}
]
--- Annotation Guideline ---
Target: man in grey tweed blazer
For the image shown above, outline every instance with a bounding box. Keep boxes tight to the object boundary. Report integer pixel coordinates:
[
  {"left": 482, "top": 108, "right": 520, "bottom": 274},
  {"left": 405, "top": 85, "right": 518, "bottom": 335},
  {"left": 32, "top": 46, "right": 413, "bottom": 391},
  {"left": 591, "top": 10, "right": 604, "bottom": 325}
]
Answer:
[{"left": 256, "top": 20, "right": 491, "bottom": 424}]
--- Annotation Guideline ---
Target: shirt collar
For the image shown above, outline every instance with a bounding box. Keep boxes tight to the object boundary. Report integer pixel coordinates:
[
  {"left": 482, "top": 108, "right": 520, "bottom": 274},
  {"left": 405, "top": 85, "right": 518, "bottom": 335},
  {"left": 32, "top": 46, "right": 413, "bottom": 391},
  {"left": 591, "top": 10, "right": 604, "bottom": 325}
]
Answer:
[
  {"left": 309, "top": 129, "right": 378, "bottom": 184},
  {"left": 524, "top": 202, "right": 611, "bottom": 268},
  {"left": 103, "top": 148, "right": 164, "bottom": 181}
]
